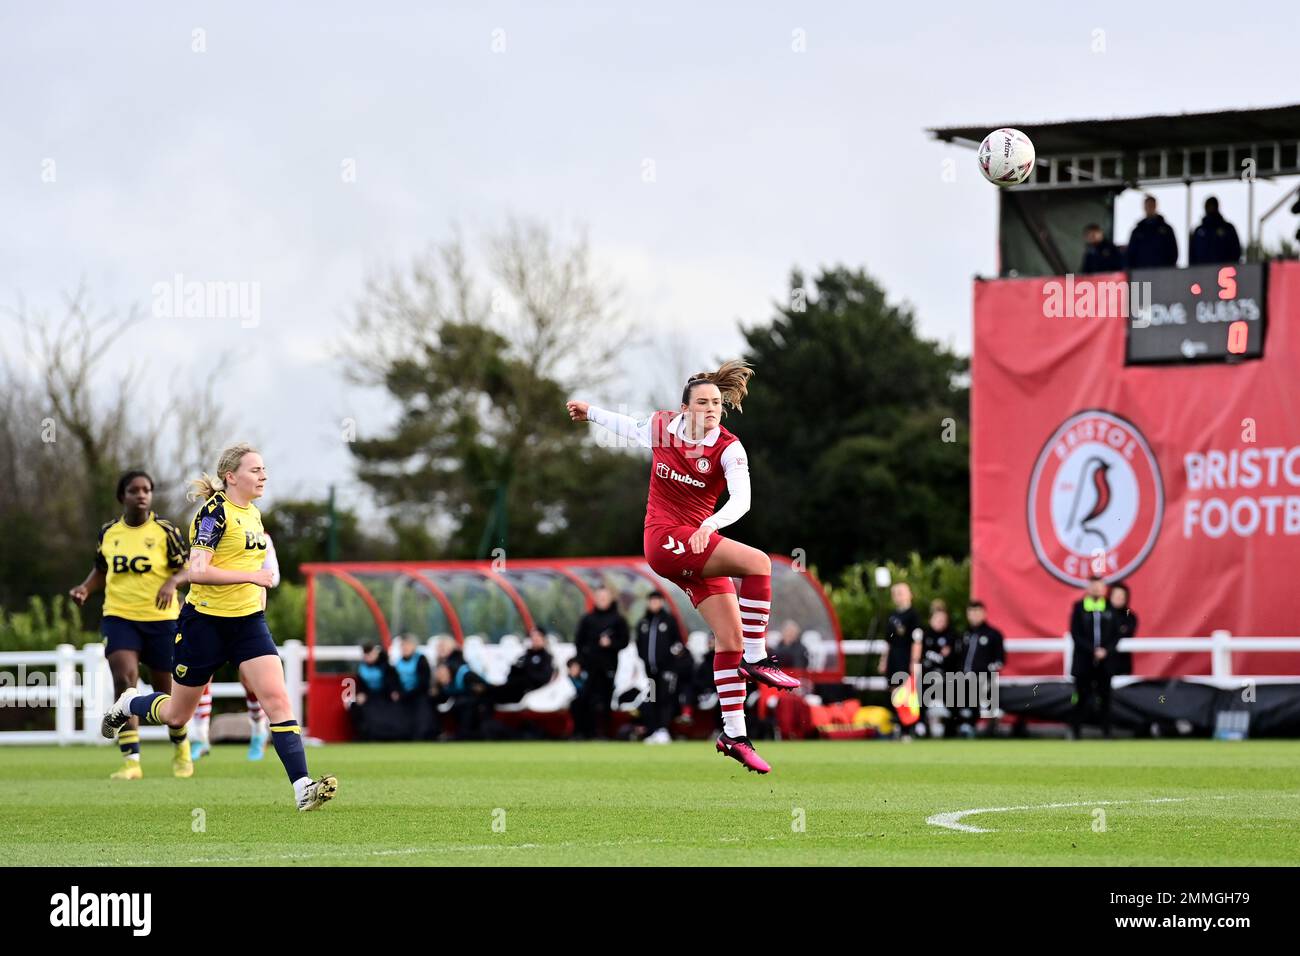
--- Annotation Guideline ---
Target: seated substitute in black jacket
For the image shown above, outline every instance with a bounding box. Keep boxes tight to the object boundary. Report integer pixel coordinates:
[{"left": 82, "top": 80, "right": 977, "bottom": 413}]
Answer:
[
  {"left": 1081, "top": 223, "right": 1124, "bottom": 274},
  {"left": 574, "top": 587, "right": 630, "bottom": 739},
  {"left": 636, "top": 591, "right": 686, "bottom": 740},
  {"left": 1126, "top": 196, "right": 1179, "bottom": 269},
  {"left": 1189, "top": 196, "right": 1242, "bottom": 266},
  {"left": 434, "top": 658, "right": 492, "bottom": 740},
  {"left": 774, "top": 620, "right": 810, "bottom": 670},
  {"left": 1069, "top": 576, "right": 1119, "bottom": 738},
  {"left": 494, "top": 626, "right": 556, "bottom": 705}
]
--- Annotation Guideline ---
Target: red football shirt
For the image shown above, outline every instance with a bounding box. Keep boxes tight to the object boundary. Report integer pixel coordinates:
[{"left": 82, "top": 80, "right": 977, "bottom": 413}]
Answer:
[{"left": 644, "top": 411, "right": 740, "bottom": 530}]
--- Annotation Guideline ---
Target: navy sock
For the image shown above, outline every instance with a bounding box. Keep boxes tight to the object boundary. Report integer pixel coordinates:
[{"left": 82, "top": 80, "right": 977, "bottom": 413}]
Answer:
[
  {"left": 129, "top": 692, "right": 170, "bottom": 725},
  {"left": 168, "top": 725, "right": 188, "bottom": 746},
  {"left": 269, "top": 720, "right": 308, "bottom": 783}
]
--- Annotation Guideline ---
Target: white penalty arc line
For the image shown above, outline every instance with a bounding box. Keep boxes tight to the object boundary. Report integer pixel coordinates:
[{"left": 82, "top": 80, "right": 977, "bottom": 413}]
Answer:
[{"left": 926, "top": 796, "right": 1196, "bottom": 834}]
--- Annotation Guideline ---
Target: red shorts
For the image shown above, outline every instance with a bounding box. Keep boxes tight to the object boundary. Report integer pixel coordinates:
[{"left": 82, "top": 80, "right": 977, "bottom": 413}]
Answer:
[{"left": 643, "top": 524, "right": 736, "bottom": 608}]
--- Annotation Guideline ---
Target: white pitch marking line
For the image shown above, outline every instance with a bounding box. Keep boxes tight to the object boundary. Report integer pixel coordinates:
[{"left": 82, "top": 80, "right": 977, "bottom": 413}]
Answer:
[{"left": 926, "top": 796, "right": 1191, "bottom": 834}]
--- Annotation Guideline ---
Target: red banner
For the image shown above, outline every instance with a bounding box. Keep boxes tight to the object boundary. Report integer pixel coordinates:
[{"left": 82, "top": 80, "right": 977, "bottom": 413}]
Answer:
[{"left": 972, "top": 261, "right": 1300, "bottom": 676}]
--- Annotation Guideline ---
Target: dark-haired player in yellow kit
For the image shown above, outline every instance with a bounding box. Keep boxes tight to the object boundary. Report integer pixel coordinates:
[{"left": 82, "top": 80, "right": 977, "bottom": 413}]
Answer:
[
  {"left": 101, "top": 443, "right": 337, "bottom": 812},
  {"left": 70, "top": 470, "right": 193, "bottom": 779}
]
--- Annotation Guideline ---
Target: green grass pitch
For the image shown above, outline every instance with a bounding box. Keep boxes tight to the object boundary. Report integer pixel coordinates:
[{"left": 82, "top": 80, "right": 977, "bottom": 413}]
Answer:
[{"left": 2, "top": 739, "right": 1297, "bottom": 866}]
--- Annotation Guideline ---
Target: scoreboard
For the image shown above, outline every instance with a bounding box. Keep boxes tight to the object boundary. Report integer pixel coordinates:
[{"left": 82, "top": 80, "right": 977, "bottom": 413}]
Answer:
[{"left": 1126, "top": 263, "right": 1266, "bottom": 365}]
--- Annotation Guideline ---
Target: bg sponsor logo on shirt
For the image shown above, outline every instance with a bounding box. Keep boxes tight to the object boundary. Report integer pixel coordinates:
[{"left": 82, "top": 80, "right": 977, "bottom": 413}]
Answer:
[{"left": 111, "top": 556, "right": 152, "bottom": 573}]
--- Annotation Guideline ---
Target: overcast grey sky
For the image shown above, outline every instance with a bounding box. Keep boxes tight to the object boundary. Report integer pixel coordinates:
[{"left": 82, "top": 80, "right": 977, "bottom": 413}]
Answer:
[{"left": 3, "top": 1, "right": 1298, "bottom": 508}]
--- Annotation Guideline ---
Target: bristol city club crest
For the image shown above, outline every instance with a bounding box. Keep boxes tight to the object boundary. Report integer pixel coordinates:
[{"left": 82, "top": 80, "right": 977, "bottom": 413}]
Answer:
[{"left": 1026, "top": 410, "right": 1163, "bottom": 586}]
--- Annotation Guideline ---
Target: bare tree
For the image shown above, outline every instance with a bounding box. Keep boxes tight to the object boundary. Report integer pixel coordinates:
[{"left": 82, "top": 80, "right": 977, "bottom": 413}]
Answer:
[
  {"left": 0, "top": 285, "right": 235, "bottom": 606},
  {"left": 486, "top": 217, "right": 632, "bottom": 391},
  {"left": 3, "top": 284, "right": 150, "bottom": 523},
  {"left": 344, "top": 218, "right": 631, "bottom": 390},
  {"left": 340, "top": 218, "right": 641, "bottom": 555}
]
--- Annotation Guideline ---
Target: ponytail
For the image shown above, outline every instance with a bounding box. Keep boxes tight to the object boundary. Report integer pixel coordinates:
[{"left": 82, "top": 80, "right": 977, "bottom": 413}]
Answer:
[
  {"left": 681, "top": 359, "right": 753, "bottom": 414},
  {"left": 187, "top": 442, "right": 258, "bottom": 502}
]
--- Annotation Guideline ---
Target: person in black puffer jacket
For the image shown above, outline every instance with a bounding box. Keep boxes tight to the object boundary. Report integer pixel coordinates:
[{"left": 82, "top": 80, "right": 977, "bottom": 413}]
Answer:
[
  {"left": 1127, "top": 195, "right": 1178, "bottom": 269},
  {"left": 574, "top": 587, "right": 629, "bottom": 739},
  {"left": 1108, "top": 582, "right": 1137, "bottom": 678},
  {"left": 494, "top": 626, "right": 556, "bottom": 704},
  {"left": 636, "top": 591, "right": 686, "bottom": 741}
]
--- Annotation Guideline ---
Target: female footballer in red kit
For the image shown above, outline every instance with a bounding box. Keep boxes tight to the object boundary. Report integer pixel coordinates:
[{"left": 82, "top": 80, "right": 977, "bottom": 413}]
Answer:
[{"left": 568, "top": 360, "right": 798, "bottom": 774}]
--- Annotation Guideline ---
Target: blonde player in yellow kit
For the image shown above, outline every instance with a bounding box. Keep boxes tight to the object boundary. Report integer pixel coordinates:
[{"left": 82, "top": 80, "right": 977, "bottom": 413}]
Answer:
[
  {"left": 100, "top": 443, "right": 337, "bottom": 812},
  {"left": 69, "top": 470, "right": 192, "bottom": 779}
]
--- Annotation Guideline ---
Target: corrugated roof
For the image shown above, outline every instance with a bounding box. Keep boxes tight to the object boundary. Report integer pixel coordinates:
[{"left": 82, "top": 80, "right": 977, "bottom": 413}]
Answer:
[{"left": 929, "top": 104, "right": 1300, "bottom": 155}]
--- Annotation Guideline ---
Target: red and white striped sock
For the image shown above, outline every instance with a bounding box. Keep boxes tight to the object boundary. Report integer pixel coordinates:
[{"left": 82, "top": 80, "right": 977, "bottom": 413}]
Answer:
[
  {"left": 714, "top": 650, "right": 747, "bottom": 738},
  {"left": 246, "top": 691, "right": 264, "bottom": 733},
  {"left": 193, "top": 685, "right": 213, "bottom": 744},
  {"left": 738, "top": 577, "right": 772, "bottom": 663}
]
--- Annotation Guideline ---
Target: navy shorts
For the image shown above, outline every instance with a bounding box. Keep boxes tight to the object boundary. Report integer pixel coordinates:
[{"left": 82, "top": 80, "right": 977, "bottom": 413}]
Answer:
[
  {"left": 101, "top": 616, "right": 177, "bottom": 673},
  {"left": 173, "top": 604, "right": 278, "bottom": 687}
]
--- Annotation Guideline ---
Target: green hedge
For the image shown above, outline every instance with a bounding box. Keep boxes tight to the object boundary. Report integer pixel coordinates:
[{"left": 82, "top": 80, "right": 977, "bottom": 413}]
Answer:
[
  {"left": 0, "top": 588, "right": 309, "bottom": 654},
  {"left": 0, "top": 596, "right": 98, "bottom": 652},
  {"left": 265, "top": 581, "right": 306, "bottom": 645},
  {"left": 4, "top": 562, "right": 972, "bottom": 660},
  {"left": 826, "top": 553, "right": 971, "bottom": 648}
]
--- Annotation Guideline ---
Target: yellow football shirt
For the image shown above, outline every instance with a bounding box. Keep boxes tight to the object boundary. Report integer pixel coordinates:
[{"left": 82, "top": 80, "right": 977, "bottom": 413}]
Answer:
[
  {"left": 95, "top": 513, "right": 186, "bottom": 622},
  {"left": 187, "top": 492, "right": 268, "bottom": 617}
]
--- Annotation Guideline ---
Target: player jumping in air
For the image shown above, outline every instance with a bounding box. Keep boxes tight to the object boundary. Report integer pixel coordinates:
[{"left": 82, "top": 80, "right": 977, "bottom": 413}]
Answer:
[
  {"left": 70, "top": 470, "right": 192, "bottom": 780},
  {"left": 100, "top": 443, "right": 337, "bottom": 811},
  {"left": 567, "top": 360, "right": 798, "bottom": 774}
]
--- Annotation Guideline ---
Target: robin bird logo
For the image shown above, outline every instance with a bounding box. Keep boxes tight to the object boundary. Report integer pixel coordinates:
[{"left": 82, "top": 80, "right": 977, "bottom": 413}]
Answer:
[
  {"left": 1027, "top": 410, "right": 1164, "bottom": 587},
  {"left": 1066, "top": 456, "right": 1113, "bottom": 550}
]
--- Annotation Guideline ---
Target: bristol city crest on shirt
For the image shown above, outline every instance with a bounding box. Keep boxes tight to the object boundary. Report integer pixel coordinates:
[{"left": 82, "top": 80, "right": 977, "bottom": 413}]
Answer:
[{"left": 1027, "top": 409, "right": 1163, "bottom": 586}]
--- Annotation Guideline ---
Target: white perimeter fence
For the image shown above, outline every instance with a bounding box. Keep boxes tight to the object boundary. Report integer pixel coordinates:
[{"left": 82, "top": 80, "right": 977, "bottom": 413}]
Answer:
[{"left": 3, "top": 633, "right": 1299, "bottom": 744}]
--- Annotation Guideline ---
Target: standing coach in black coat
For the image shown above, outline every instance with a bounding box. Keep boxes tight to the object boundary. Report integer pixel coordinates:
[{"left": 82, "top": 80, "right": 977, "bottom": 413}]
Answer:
[
  {"left": 636, "top": 590, "right": 685, "bottom": 741},
  {"left": 574, "top": 586, "right": 630, "bottom": 739},
  {"left": 953, "top": 600, "right": 1005, "bottom": 737},
  {"left": 1069, "top": 575, "right": 1119, "bottom": 738},
  {"left": 1108, "top": 582, "right": 1138, "bottom": 677}
]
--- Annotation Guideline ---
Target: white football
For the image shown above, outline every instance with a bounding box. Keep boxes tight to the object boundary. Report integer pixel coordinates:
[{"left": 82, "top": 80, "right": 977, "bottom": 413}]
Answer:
[{"left": 978, "top": 128, "right": 1036, "bottom": 187}]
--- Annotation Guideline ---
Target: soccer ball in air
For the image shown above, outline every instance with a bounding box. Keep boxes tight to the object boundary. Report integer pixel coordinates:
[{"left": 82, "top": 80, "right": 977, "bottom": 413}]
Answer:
[{"left": 977, "top": 128, "right": 1036, "bottom": 187}]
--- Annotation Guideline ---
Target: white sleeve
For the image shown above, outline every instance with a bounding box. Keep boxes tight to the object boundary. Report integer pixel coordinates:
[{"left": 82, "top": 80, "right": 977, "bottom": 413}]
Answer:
[
  {"left": 585, "top": 404, "right": 653, "bottom": 449},
  {"left": 701, "top": 441, "right": 751, "bottom": 531},
  {"left": 262, "top": 534, "right": 281, "bottom": 588}
]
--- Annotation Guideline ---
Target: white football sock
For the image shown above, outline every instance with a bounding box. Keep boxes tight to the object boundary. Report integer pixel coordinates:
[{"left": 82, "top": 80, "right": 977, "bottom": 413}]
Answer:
[
  {"left": 723, "top": 713, "right": 746, "bottom": 738},
  {"left": 738, "top": 597, "right": 771, "bottom": 662}
]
